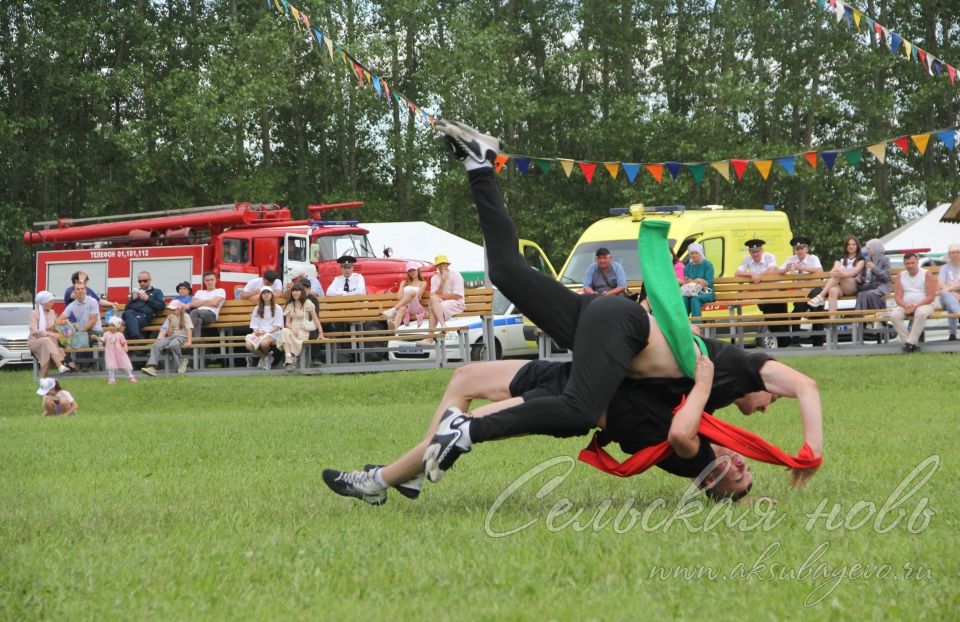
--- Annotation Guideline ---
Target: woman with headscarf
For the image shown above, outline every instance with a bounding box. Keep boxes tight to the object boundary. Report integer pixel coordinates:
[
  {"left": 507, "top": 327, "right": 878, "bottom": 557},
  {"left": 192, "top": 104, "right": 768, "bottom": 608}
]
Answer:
[
  {"left": 28, "top": 291, "right": 72, "bottom": 378},
  {"left": 856, "top": 239, "right": 893, "bottom": 311},
  {"left": 681, "top": 243, "right": 715, "bottom": 317}
]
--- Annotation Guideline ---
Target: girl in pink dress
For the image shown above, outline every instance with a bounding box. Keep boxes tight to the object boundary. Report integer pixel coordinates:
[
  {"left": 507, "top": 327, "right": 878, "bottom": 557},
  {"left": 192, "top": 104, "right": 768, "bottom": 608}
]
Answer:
[{"left": 102, "top": 316, "right": 137, "bottom": 384}]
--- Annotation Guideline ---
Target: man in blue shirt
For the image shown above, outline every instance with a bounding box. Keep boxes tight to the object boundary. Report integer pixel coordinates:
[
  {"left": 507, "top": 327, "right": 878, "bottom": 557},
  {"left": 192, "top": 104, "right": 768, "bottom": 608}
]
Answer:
[{"left": 582, "top": 247, "right": 627, "bottom": 296}]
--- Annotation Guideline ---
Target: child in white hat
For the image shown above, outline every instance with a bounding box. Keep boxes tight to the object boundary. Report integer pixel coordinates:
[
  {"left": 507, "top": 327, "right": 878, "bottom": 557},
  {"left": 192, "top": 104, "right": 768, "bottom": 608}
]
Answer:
[{"left": 37, "top": 378, "right": 78, "bottom": 416}]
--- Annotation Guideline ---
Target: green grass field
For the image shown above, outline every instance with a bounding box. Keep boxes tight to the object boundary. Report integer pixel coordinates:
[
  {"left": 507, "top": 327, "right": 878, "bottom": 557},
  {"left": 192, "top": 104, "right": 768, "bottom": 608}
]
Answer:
[{"left": 2, "top": 354, "right": 958, "bottom": 621}]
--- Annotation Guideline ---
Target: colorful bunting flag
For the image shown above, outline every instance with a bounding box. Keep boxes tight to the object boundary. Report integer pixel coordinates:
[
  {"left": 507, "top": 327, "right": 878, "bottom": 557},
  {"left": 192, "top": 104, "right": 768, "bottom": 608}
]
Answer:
[
  {"left": 842, "top": 149, "right": 862, "bottom": 167},
  {"left": 372, "top": 76, "right": 382, "bottom": 97},
  {"left": 665, "top": 162, "right": 682, "bottom": 181},
  {"left": 935, "top": 130, "right": 955, "bottom": 151},
  {"left": 515, "top": 158, "right": 531, "bottom": 176},
  {"left": 494, "top": 154, "right": 510, "bottom": 174},
  {"left": 753, "top": 160, "right": 773, "bottom": 180},
  {"left": 730, "top": 159, "right": 748, "bottom": 180},
  {"left": 578, "top": 162, "right": 597, "bottom": 184},
  {"left": 603, "top": 163, "right": 620, "bottom": 180},
  {"left": 867, "top": 142, "right": 887, "bottom": 163},
  {"left": 820, "top": 151, "right": 839, "bottom": 171},
  {"left": 803, "top": 151, "right": 818, "bottom": 169},
  {"left": 776, "top": 156, "right": 796, "bottom": 176},
  {"left": 646, "top": 163, "right": 664, "bottom": 183},
  {"left": 535, "top": 159, "right": 553, "bottom": 175},
  {"left": 892, "top": 136, "right": 909, "bottom": 154},
  {"left": 948, "top": 65, "right": 956, "bottom": 85},
  {"left": 622, "top": 163, "right": 640, "bottom": 183},
  {"left": 686, "top": 163, "right": 707, "bottom": 184},
  {"left": 710, "top": 161, "right": 731, "bottom": 182},
  {"left": 558, "top": 159, "right": 575, "bottom": 178},
  {"left": 911, "top": 134, "right": 930, "bottom": 155}
]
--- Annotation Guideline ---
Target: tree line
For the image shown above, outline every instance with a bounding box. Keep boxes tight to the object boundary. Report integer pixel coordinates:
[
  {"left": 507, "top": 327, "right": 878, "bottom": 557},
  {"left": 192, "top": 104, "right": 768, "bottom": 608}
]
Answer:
[{"left": 2, "top": 0, "right": 958, "bottom": 295}]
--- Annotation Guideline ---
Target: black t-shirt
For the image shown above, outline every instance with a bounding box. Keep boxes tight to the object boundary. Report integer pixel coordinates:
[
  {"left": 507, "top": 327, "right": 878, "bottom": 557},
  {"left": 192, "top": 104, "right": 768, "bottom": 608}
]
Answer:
[{"left": 620, "top": 337, "right": 772, "bottom": 413}]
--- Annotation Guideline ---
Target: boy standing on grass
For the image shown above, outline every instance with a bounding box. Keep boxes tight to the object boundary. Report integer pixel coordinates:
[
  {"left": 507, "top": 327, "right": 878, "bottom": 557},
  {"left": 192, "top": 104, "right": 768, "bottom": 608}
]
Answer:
[{"left": 37, "top": 377, "right": 78, "bottom": 417}]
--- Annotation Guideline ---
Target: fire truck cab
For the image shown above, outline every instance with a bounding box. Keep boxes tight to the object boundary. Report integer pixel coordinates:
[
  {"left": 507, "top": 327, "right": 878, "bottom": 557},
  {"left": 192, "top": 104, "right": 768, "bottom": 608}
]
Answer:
[{"left": 26, "top": 202, "right": 434, "bottom": 307}]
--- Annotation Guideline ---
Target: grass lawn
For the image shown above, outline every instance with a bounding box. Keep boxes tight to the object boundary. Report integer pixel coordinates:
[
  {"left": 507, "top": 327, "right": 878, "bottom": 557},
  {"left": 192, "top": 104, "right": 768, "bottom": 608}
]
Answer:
[{"left": 1, "top": 353, "right": 958, "bottom": 620}]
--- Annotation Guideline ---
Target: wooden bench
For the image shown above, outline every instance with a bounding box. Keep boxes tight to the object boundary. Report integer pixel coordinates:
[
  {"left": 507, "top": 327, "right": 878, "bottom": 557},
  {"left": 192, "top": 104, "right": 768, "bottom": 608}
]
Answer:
[{"left": 52, "top": 288, "right": 496, "bottom": 375}]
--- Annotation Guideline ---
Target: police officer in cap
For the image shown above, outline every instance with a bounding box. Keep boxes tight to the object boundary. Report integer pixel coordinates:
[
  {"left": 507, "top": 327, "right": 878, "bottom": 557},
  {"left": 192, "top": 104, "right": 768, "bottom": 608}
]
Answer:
[
  {"left": 779, "top": 236, "right": 825, "bottom": 346},
  {"left": 326, "top": 255, "right": 367, "bottom": 297},
  {"left": 735, "top": 238, "right": 791, "bottom": 348}
]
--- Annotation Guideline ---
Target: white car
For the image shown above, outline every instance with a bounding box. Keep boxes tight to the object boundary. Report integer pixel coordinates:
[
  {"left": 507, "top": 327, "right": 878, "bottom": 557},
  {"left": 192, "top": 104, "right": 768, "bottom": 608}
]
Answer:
[
  {"left": 0, "top": 303, "right": 34, "bottom": 369},
  {"left": 387, "top": 289, "right": 537, "bottom": 362}
]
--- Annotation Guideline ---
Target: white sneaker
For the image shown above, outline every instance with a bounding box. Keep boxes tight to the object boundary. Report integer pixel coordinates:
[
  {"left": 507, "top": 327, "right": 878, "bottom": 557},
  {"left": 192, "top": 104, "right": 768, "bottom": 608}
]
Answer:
[
  {"left": 58, "top": 364, "right": 69, "bottom": 374},
  {"left": 807, "top": 295, "right": 824, "bottom": 308},
  {"left": 322, "top": 469, "right": 388, "bottom": 505},
  {"left": 381, "top": 308, "right": 397, "bottom": 320},
  {"left": 178, "top": 359, "right": 189, "bottom": 374},
  {"left": 435, "top": 119, "right": 502, "bottom": 164}
]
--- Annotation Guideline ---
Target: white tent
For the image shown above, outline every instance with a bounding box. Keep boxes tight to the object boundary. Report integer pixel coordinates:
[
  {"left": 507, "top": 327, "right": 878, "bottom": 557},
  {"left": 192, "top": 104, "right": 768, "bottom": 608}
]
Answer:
[
  {"left": 362, "top": 221, "right": 486, "bottom": 278},
  {"left": 880, "top": 203, "right": 960, "bottom": 253}
]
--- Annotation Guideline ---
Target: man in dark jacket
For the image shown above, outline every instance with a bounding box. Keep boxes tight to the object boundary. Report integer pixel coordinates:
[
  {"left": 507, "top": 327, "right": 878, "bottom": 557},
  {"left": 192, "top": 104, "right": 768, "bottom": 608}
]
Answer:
[{"left": 122, "top": 271, "right": 166, "bottom": 339}]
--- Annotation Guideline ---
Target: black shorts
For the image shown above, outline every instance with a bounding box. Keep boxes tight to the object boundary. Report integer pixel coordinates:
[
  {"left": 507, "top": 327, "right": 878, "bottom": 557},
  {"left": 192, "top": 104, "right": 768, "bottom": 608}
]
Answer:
[{"left": 508, "top": 360, "right": 572, "bottom": 402}]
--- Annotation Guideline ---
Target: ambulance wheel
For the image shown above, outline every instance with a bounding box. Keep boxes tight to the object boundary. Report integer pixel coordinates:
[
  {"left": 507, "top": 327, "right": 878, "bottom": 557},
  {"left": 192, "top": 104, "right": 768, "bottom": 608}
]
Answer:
[{"left": 470, "top": 339, "right": 502, "bottom": 361}]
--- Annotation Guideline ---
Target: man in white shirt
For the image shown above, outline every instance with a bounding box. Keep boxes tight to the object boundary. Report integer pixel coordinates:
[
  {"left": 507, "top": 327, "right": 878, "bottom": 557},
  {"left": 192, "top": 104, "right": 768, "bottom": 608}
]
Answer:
[
  {"left": 735, "top": 238, "right": 789, "bottom": 347},
  {"left": 890, "top": 252, "right": 937, "bottom": 353},
  {"left": 59, "top": 283, "right": 102, "bottom": 342},
  {"left": 779, "top": 236, "right": 825, "bottom": 347},
  {"left": 187, "top": 271, "right": 227, "bottom": 337},
  {"left": 239, "top": 270, "right": 283, "bottom": 300},
  {"left": 285, "top": 270, "right": 324, "bottom": 299},
  {"left": 421, "top": 254, "right": 465, "bottom": 345},
  {"left": 326, "top": 256, "right": 366, "bottom": 296}
]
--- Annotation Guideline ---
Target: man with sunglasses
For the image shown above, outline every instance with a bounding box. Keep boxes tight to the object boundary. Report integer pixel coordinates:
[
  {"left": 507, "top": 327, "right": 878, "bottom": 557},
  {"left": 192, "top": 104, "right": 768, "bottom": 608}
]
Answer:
[
  {"left": 778, "top": 236, "right": 824, "bottom": 346},
  {"left": 122, "top": 271, "right": 165, "bottom": 339}
]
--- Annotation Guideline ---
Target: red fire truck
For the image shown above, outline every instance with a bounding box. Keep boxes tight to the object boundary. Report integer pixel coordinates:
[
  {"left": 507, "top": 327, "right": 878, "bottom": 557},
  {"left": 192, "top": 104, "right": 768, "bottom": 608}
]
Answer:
[{"left": 25, "top": 202, "right": 435, "bottom": 305}]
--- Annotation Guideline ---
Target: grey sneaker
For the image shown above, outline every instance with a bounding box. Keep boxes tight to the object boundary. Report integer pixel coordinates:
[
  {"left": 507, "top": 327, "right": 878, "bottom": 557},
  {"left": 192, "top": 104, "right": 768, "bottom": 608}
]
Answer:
[
  {"left": 364, "top": 464, "right": 424, "bottom": 500},
  {"left": 435, "top": 119, "right": 502, "bottom": 164},
  {"left": 322, "top": 469, "right": 388, "bottom": 506},
  {"left": 177, "top": 359, "right": 189, "bottom": 374},
  {"left": 423, "top": 407, "right": 472, "bottom": 483},
  {"left": 141, "top": 365, "right": 158, "bottom": 377}
]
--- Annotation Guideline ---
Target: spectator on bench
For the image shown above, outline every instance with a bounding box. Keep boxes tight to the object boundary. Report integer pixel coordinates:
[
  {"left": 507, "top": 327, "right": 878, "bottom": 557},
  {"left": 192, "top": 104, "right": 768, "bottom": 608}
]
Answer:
[
  {"left": 285, "top": 270, "right": 323, "bottom": 299},
  {"left": 420, "top": 254, "right": 465, "bottom": 346},
  {"left": 381, "top": 261, "right": 427, "bottom": 329},
  {"left": 582, "top": 247, "right": 627, "bottom": 296},
  {"left": 141, "top": 300, "right": 193, "bottom": 376},
  {"left": 173, "top": 281, "right": 193, "bottom": 304},
  {"left": 855, "top": 239, "right": 894, "bottom": 342},
  {"left": 245, "top": 286, "right": 284, "bottom": 370},
  {"left": 280, "top": 283, "right": 323, "bottom": 372},
  {"left": 936, "top": 243, "right": 960, "bottom": 341},
  {"left": 188, "top": 271, "right": 226, "bottom": 338},
  {"left": 64, "top": 270, "right": 118, "bottom": 313},
  {"left": 122, "top": 271, "right": 165, "bottom": 339},
  {"left": 60, "top": 282, "right": 103, "bottom": 345},
  {"left": 779, "top": 236, "right": 824, "bottom": 347},
  {"left": 889, "top": 252, "right": 937, "bottom": 353},
  {"left": 239, "top": 270, "right": 282, "bottom": 301},
  {"left": 29, "top": 291, "right": 73, "bottom": 377},
  {"left": 326, "top": 256, "right": 366, "bottom": 296},
  {"left": 808, "top": 235, "right": 864, "bottom": 314},
  {"left": 736, "top": 238, "right": 789, "bottom": 348},
  {"left": 680, "top": 243, "right": 714, "bottom": 318}
]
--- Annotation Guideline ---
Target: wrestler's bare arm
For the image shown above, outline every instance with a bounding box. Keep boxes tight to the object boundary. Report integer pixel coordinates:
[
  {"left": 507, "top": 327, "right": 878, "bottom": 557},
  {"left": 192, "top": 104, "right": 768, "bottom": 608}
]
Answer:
[
  {"left": 758, "top": 361, "right": 823, "bottom": 459},
  {"left": 667, "top": 355, "right": 714, "bottom": 458}
]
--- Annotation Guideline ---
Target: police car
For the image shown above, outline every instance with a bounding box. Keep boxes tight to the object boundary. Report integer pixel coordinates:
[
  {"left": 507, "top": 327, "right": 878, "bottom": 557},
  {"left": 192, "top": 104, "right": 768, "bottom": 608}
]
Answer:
[{"left": 387, "top": 289, "right": 536, "bottom": 361}]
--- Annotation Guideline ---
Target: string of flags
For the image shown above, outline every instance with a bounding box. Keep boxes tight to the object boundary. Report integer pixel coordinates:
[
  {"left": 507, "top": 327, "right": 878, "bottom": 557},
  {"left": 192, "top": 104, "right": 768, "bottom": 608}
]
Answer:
[
  {"left": 267, "top": 2, "right": 958, "bottom": 185},
  {"left": 266, "top": 0, "right": 438, "bottom": 130},
  {"left": 815, "top": 0, "right": 957, "bottom": 84}
]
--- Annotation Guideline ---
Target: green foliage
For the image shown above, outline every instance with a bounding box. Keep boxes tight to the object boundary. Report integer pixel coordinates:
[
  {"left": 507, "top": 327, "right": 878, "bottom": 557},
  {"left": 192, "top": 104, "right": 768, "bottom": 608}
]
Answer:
[
  {"left": 2, "top": 1, "right": 959, "bottom": 289},
  {"left": 0, "top": 354, "right": 958, "bottom": 618}
]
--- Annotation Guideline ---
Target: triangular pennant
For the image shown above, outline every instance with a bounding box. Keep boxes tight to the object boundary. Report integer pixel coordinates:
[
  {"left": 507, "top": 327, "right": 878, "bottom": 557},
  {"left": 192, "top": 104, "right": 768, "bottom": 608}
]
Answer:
[
  {"left": 289, "top": 5, "right": 301, "bottom": 26},
  {"left": 890, "top": 32, "right": 902, "bottom": 55},
  {"left": 603, "top": 162, "right": 620, "bottom": 180},
  {"left": 382, "top": 80, "right": 391, "bottom": 103},
  {"left": 494, "top": 154, "right": 510, "bottom": 175},
  {"left": 776, "top": 156, "right": 796, "bottom": 176},
  {"left": 817, "top": 0, "right": 825, "bottom": 9},
  {"left": 911, "top": 44, "right": 919, "bottom": 61},
  {"left": 866, "top": 142, "right": 887, "bottom": 164},
  {"left": 312, "top": 27, "right": 323, "bottom": 47},
  {"left": 622, "top": 163, "right": 640, "bottom": 183},
  {"left": 892, "top": 136, "right": 909, "bottom": 154},
  {"left": 710, "top": 160, "right": 730, "bottom": 182},
  {"left": 300, "top": 10, "right": 310, "bottom": 31},
  {"left": 354, "top": 63, "right": 364, "bottom": 84},
  {"left": 730, "top": 159, "right": 749, "bottom": 180},
  {"left": 820, "top": 151, "right": 839, "bottom": 171},
  {"left": 864, "top": 16, "right": 873, "bottom": 32},
  {"left": 948, "top": 65, "right": 956, "bottom": 85},
  {"left": 558, "top": 159, "right": 575, "bottom": 178},
  {"left": 834, "top": 1, "right": 844, "bottom": 23},
  {"left": 686, "top": 163, "right": 707, "bottom": 184},
  {"left": 429, "top": 115, "right": 436, "bottom": 131},
  {"left": 363, "top": 70, "right": 372, "bottom": 85},
  {"left": 577, "top": 162, "right": 597, "bottom": 184},
  {"left": 324, "top": 36, "right": 334, "bottom": 60},
  {"left": 534, "top": 159, "right": 553, "bottom": 175},
  {"left": 280, "top": 0, "right": 290, "bottom": 17},
  {"left": 842, "top": 6, "right": 853, "bottom": 29},
  {"left": 842, "top": 149, "right": 862, "bottom": 168},
  {"left": 273, "top": 0, "right": 283, "bottom": 13},
  {"left": 664, "top": 162, "right": 682, "bottom": 180},
  {"left": 372, "top": 76, "right": 382, "bottom": 97},
  {"left": 911, "top": 134, "right": 931, "bottom": 155},
  {"left": 753, "top": 160, "right": 773, "bottom": 180},
  {"left": 932, "top": 59, "right": 943, "bottom": 76},
  {"left": 918, "top": 48, "right": 927, "bottom": 67},
  {"left": 803, "top": 151, "right": 818, "bottom": 169},
  {"left": 514, "top": 158, "right": 531, "bottom": 176},
  {"left": 645, "top": 163, "right": 664, "bottom": 183},
  {"left": 903, "top": 40, "right": 912, "bottom": 59},
  {"left": 935, "top": 130, "right": 955, "bottom": 152},
  {"left": 853, "top": 9, "right": 861, "bottom": 30},
  {"left": 420, "top": 109, "right": 430, "bottom": 126}
]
